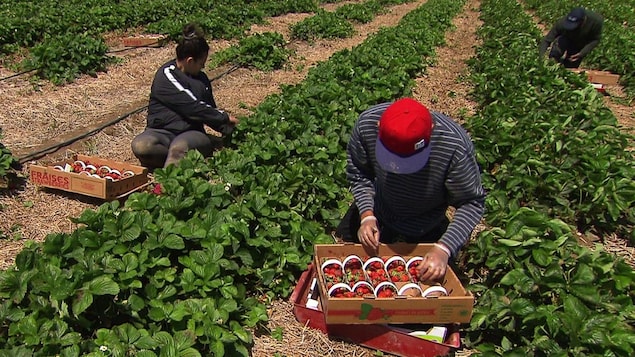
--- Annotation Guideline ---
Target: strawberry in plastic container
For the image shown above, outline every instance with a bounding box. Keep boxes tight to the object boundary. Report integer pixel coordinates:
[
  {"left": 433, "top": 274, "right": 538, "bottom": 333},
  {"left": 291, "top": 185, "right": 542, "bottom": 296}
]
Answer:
[
  {"left": 406, "top": 256, "right": 424, "bottom": 283},
  {"left": 343, "top": 254, "right": 365, "bottom": 286},
  {"left": 321, "top": 259, "right": 345, "bottom": 290},
  {"left": 385, "top": 256, "right": 410, "bottom": 283},
  {"left": 363, "top": 257, "right": 389, "bottom": 286},
  {"left": 374, "top": 282, "right": 398, "bottom": 298},
  {"left": 329, "top": 283, "right": 355, "bottom": 298},
  {"left": 352, "top": 281, "right": 374, "bottom": 297}
]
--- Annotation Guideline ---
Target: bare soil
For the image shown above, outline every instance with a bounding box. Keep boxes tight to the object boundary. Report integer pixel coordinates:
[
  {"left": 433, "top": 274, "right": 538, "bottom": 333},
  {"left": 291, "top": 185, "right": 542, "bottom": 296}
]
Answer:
[{"left": 0, "top": 0, "right": 632, "bottom": 356}]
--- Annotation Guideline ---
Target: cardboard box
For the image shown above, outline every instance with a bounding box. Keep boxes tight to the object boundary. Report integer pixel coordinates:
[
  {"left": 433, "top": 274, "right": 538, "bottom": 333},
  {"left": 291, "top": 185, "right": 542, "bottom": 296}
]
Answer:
[
  {"left": 314, "top": 243, "right": 474, "bottom": 324},
  {"left": 122, "top": 35, "right": 168, "bottom": 48},
  {"left": 291, "top": 263, "right": 462, "bottom": 357},
  {"left": 29, "top": 154, "right": 149, "bottom": 200},
  {"left": 570, "top": 69, "right": 620, "bottom": 85}
]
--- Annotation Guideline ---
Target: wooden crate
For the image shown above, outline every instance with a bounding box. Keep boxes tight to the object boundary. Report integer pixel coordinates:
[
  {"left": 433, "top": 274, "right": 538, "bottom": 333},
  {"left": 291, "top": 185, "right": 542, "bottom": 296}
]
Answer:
[
  {"left": 29, "top": 154, "right": 149, "bottom": 200},
  {"left": 570, "top": 69, "right": 620, "bottom": 85}
]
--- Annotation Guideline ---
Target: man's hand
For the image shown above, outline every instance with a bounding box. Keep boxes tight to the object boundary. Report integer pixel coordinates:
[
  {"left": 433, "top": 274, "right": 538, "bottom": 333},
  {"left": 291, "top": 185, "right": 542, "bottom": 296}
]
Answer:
[
  {"left": 417, "top": 244, "right": 450, "bottom": 284},
  {"left": 229, "top": 115, "right": 240, "bottom": 125},
  {"left": 357, "top": 215, "right": 379, "bottom": 252},
  {"left": 568, "top": 52, "right": 582, "bottom": 62}
]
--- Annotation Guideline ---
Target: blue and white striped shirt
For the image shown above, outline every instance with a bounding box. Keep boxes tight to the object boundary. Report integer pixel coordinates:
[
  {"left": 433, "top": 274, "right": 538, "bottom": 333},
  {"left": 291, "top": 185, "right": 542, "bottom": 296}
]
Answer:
[{"left": 346, "top": 102, "right": 486, "bottom": 257}]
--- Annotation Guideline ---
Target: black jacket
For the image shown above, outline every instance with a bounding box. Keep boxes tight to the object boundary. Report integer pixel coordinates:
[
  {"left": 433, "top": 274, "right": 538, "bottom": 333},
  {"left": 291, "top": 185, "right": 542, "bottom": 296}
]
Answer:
[{"left": 146, "top": 60, "right": 229, "bottom": 134}]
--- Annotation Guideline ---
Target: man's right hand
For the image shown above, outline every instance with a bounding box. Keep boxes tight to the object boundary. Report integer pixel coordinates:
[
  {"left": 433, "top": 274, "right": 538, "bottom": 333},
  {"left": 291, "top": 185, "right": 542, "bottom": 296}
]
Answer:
[{"left": 357, "top": 215, "right": 380, "bottom": 252}]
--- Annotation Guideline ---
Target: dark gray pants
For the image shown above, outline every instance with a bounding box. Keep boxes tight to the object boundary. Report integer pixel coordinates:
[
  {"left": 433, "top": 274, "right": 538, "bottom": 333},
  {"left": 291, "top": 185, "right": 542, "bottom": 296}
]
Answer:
[{"left": 131, "top": 129, "right": 219, "bottom": 170}]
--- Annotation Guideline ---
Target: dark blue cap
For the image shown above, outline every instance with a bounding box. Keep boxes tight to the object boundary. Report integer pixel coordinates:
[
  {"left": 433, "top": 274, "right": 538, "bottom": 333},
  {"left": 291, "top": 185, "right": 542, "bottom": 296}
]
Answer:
[{"left": 564, "top": 7, "right": 586, "bottom": 30}]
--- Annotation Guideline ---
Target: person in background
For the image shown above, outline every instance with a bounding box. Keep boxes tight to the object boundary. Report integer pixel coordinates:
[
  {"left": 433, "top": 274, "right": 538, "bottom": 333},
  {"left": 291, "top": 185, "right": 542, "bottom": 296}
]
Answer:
[
  {"left": 131, "top": 23, "right": 239, "bottom": 170},
  {"left": 335, "top": 98, "right": 486, "bottom": 283},
  {"left": 539, "top": 7, "right": 603, "bottom": 68}
]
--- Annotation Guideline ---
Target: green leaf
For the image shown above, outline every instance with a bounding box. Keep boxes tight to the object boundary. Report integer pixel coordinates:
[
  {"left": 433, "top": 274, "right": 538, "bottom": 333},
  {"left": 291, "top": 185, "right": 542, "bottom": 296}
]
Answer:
[
  {"left": 531, "top": 248, "right": 552, "bottom": 267},
  {"left": 162, "top": 234, "right": 185, "bottom": 250},
  {"left": 88, "top": 276, "right": 120, "bottom": 295},
  {"left": 72, "top": 290, "right": 93, "bottom": 316},
  {"left": 122, "top": 225, "right": 142, "bottom": 241},
  {"left": 563, "top": 294, "right": 589, "bottom": 320},
  {"left": 509, "top": 298, "right": 534, "bottom": 315},
  {"left": 210, "top": 340, "right": 225, "bottom": 357},
  {"left": 60, "top": 332, "right": 82, "bottom": 346},
  {"left": 571, "top": 264, "right": 595, "bottom": 285},
  {"left": 259, "top": 268, "right": 276, "bottom": 285},
  {"left": 153, "top": 331, "right": 177, "bottom": 355},
  {"left": 209, "top": 243, "right": 224, "bottom": 261},
  {"left": 179, "top": 348, "right": 202, "bottom": 357},
  {"left": 234, "top": 249, "right": 254, "bottom": 266},
  {"left": 230, "top": 320, "right": 252, "bottom": 344},
  {"left": 498, "top": 239, "right": 522, "bottom": 247},
  {"left": 128, "top": 294, "right": 146, "bottom": 311},
  {"left": 136, "top": 352, "right": 158, "bottom": 357}
]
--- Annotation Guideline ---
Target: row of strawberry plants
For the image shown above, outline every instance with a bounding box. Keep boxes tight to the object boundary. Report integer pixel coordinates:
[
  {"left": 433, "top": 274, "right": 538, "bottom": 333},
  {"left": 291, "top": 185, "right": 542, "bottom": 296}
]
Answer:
[
  {"left": 0, "top": 0, "right": 322, "bottom": 54},
  {"left": 1, "top": 0, "right": 327, "bottom": 84},
  {"left": 523, "top": 0, "right": 635, "bottom": 96},
  {"left": 465, "top": 1, "right": 635, "bottom": 238},
  {"left": 0, "top": 0, "right": 466, "bottom": 355},
  {"left": 289, "top": 0, "right": 414, "bottom": 41},
  {"left": 209, "top": 0, "right": 414, "bottom": 70},
  {"left": 462, "top": 0, "right": 635, "bottom": 355}
]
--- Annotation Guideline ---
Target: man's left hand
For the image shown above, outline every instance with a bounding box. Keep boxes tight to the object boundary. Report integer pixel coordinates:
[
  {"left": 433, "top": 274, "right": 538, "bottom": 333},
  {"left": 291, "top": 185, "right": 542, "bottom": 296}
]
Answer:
[
  {"left": 568, "top": 52, "right": 582, "bottom": 62},
  {"left": 417, "top": 244, "right": 449, "bottom": 283}
]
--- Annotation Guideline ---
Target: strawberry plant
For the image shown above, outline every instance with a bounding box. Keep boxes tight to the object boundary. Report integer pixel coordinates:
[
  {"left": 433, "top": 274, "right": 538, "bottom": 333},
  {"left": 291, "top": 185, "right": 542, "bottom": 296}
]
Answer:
[
  {"left": 0, "top": 129, "right": 19, "bottom": 189},
  {"left": 290, "top": 9, "right": 355, "bottom": 41},
  {"left": 334, "top": 0, "right": 384, "bottom": 24},
  {"left": 209, "top": 32, "right": 292, "bottom": 71},
  {"left": 25, "top": 33, "right": 112, "bottom": 85}
]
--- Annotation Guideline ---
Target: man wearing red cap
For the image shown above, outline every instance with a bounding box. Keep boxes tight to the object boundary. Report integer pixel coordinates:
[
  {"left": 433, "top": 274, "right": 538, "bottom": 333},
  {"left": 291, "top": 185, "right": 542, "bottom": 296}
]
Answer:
[
  {"left": 539, "top": 7, "right": 603, "bottom": 68},
  {"left": 335, "top": 98, "right": 486, "bottom": 283}
]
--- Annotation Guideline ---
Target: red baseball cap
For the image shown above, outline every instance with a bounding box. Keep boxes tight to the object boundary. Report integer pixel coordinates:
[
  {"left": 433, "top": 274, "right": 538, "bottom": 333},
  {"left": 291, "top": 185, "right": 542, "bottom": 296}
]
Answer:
[{"left": 375, "top": 98, "right": 433, "bottom": 174}]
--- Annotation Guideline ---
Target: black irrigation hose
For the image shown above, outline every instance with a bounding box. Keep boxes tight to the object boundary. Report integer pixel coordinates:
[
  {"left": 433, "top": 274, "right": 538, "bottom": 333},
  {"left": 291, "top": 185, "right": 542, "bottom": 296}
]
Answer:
[
  {"left": 17, "top": 106, "right": 148, "bottom": 164},
  {"left": 0, "top": 68, "right": 37, "bottom": 82},
  {"left": 15, "top": 64, "right": 241, "bottom": 164},
  {"left": 106, "top": 42, "right": 163, "bottom": 54}
]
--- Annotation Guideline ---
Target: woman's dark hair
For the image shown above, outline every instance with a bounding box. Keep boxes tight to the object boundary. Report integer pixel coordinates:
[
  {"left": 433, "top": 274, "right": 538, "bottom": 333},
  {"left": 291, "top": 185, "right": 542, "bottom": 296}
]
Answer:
[{"left": 175, "top": 23, "right": 209, "bottom": 61}]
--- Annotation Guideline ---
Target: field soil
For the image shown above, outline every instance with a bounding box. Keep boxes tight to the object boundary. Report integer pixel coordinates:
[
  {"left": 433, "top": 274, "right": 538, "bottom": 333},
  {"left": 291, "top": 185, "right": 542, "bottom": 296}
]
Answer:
[{"left": 0, "top": 0, "right": 633, "bottom": 356}]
